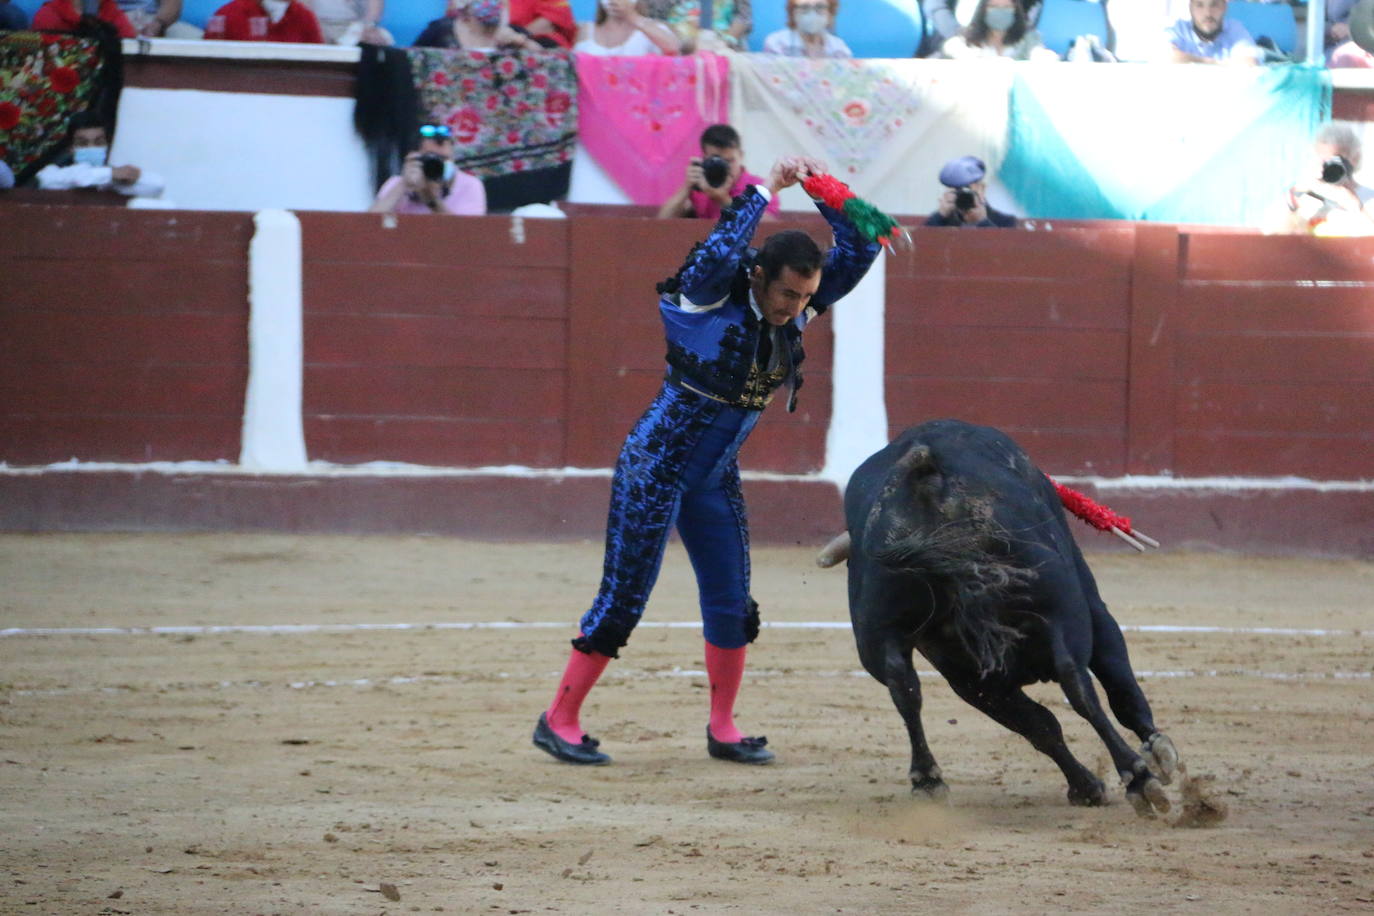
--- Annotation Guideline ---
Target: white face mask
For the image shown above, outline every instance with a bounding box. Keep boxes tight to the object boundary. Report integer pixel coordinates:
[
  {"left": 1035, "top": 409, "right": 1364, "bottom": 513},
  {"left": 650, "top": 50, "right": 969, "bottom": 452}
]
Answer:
[
  {"left": 262, "top": 0, "right": 289, "bottom": 22},
  {"left": 796, "top": 10, "right": 827, "bottom": 34},
  {"left": 983, "top": 6, "right": 1016, "bottom": 30},
  {"left": 73, "top": 146, "right": 108, "bottom": 167}
]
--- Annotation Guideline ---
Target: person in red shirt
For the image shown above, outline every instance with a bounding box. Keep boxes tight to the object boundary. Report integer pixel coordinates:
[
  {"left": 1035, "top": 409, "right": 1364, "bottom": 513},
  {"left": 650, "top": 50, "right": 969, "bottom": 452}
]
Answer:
[
  {"left": 32, "top": 0, "right": 136, "bottom": 38},
  {"left": 508, "top": 0, "right": 575, "bottom": 48},
  {"left": 206, "top": 0, "right": 323, "bottom": 42}
]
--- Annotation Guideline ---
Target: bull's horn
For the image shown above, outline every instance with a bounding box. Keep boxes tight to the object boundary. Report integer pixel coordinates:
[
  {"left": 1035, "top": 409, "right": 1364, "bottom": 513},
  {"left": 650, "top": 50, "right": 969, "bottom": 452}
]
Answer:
[{"left": 816, "top": 531, "right": 852, "bottom": 568}]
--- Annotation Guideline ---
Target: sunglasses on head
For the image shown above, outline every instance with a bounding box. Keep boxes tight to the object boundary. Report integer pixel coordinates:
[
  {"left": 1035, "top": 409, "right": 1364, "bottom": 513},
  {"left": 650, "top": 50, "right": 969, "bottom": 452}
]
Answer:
[{"left": 419, "top": 124, "right": 452, "bottom": 139}]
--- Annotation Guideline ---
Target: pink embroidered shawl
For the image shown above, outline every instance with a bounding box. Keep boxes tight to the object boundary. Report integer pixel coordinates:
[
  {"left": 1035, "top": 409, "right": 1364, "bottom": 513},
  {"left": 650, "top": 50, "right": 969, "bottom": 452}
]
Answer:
[{"left": 575, "top": 52, "right": 730, "bottom": 206}]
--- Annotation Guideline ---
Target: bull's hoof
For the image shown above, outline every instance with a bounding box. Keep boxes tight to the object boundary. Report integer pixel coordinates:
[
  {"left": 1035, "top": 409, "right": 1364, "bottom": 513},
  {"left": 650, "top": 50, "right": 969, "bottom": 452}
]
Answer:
[
  {"left": 910, "top": 775, "right": 950, "bottom": 802},
  {"left": 1126, "top": 774, "right": 1170, "bottom": 817},
  {"left": 1140, "top": 733, "right": 1179, "bottom": 786},
  {"left": 1067, "top": 778, "right": 1107, "bottom": 807}
]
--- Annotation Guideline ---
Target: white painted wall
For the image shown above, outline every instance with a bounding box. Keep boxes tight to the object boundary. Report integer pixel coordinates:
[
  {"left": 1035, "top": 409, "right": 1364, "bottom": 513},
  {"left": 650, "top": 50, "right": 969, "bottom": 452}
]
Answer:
[{"left": 112, "top": 87, "right": 374, "bottom": 212}]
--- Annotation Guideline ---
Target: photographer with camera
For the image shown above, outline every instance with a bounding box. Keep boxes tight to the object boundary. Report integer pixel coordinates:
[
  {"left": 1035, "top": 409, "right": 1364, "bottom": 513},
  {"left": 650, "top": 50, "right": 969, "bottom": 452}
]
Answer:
[
  {"left": 925, "top": 155, "right": 1017, "bottom": 228},
  {"left": 1270, "top": 124, "right": 1374, "bottom": 236},
  {"left": 657, "top": 124, "right": 781, "bottom": 221},
  {"left": 369, "top": 124, "right": 487, "bottom": 216}
]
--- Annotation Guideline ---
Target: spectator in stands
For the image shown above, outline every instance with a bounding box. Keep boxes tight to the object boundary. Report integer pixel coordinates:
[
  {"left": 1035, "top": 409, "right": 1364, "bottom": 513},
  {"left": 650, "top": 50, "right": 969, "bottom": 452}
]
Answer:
[
  {"left": 34, "top": 110, "right": 165, "bottom": 200},
  {"left": 1327, "top": 0, "right": 1374, "bottom": 66},
  {"left": 941, "top": 0, "right": 1056, "bottom": 59},
  {"left": 206, "top": 0, "right": 324, "bottom": 41},
  {"left": 645, "top": 0, "right": 751, "bottom": 51},
  {"left": 1270, "top": 123, "right": 1374, "bottom": 236},
  {"left": 510, "top": 0, "right": 576, "bottom": 48},
  {"left": 925, "top": 155, "right": 1017, "bottom": 228},
  {"left": 921, "top": 0, "right": 1040, "bottom": 55},
  {"left": 0, "top": 0, "right": 31, "bottom": 29},
  {"left": 304, "top": 0, "right": 393, "bottom": 44},
  {"left": 658, "top": 122, "right": 782, "bottom": 220},
  {"left": 574, "top": 0, "right": 682, "bottom": 54},
  {"left": 762, "top": 0, "right": 852, "bottom": 57},
  {"left": 114, "top": 0, "right": 198, "bottom": 37},
  {"left": 370, "top": 124, "right": 487, "bottom": 216},
  {"left": 415, "top": 0, "right": 545, "bottom": 51},
  {"left": 1164, "top": 0, "right": 1261, "bottom": 64},
  {"left": 32, "top": 0, "right": 137, "bottom": 37}
]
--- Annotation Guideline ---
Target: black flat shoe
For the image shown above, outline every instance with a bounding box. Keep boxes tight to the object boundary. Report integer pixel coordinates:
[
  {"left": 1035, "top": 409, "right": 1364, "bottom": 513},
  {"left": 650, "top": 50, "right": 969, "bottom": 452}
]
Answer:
[
  {"left": 532, "top": 712, "right": 611, "bottom": 765},
  {"left": 706, "top": 726, "right": 775, "bottom": 765}
]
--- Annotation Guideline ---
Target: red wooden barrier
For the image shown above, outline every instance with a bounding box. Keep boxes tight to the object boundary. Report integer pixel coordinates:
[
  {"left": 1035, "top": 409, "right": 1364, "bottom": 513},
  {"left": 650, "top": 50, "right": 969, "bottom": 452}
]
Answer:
[
  {"left": 0, "top": 205, "right": 253, "bottom": 464},
  {"left": 3, "top": 204, "right": 1371, "bottom": 483},
  {"left": 887, "top": 227, "right": 1134, "bottom": 476}
]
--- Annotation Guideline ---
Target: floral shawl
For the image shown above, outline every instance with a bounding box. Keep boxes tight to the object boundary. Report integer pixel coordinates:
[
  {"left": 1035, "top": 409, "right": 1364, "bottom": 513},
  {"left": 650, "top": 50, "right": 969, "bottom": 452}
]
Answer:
[{"left": 0, "top": 32, "right": 102, "bottom": 182}]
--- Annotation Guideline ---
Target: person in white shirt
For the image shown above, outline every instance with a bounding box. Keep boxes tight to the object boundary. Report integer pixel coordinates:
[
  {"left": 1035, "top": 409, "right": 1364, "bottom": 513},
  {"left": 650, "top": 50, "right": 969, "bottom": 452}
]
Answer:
[
  {"left": 942, "top": 0, "right": 1058, "bottom": 59},
  {"left": 574, "top": 0, "right": 681, "bottom": 55},
  {"left": 303, "top": 0, "right": 393, "bottom": 44},
  {"left": 35, "top": 112, "right": 165, "bottom": 201},
  {"left": 762, "top": 0, "right": 852, "bottom": 58}
]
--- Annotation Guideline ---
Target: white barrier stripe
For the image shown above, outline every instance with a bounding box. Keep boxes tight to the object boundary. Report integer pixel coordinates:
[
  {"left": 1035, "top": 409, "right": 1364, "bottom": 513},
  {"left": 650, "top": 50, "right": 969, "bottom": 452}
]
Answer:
[
  {"left": 4, "top": 461, "right": 1373, "bottom": 491},
  {"left": 9, "top": 666, "right": 1371, "bottom": 697},
  {"left": 0, "top": 621, "right": 1367, "bottom": 638}
]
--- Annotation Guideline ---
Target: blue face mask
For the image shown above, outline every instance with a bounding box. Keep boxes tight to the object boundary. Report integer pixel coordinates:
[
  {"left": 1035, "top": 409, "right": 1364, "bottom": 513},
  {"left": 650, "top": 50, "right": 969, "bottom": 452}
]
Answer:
[
  {"left": 983, "top": 6, "right": 1016, "bottom": 30},
  {"left": 73, "top": 146, "right": 108, "bottom": 167}
]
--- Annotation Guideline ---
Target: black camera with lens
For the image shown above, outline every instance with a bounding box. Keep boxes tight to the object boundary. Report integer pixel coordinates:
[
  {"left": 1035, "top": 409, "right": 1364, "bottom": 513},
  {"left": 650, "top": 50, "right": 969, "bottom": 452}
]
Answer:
[
  {"left": 419, "top": 152, "right": 448, "bottom": 183},
  {"left": 700, "top": 155, "right": 731, "bottom": 189},
  {"left": 953, "top": 187, "right": 977, "bottom": 211},
  {"left": 1320, "top": 156, "right": 1350, "bottom": 185}
]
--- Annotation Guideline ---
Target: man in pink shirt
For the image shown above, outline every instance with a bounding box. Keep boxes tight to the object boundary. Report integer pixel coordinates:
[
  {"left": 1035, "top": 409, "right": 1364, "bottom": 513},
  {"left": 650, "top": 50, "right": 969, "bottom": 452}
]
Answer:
[
  {"left": 369, "top": 124, "right": 487, "bottom": 216},
  {"left": 658, "top": 123, "right": 781, "bottom": 221}
]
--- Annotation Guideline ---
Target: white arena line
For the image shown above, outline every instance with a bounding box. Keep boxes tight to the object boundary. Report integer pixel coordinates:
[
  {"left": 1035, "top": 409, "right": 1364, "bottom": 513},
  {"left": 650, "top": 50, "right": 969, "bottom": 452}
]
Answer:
[
  {"left": 0, "top": 621, "right": 1368, "bottom": 638},
  {"left": 8, "top": 666, "right": 1371, "bottom": 697}
]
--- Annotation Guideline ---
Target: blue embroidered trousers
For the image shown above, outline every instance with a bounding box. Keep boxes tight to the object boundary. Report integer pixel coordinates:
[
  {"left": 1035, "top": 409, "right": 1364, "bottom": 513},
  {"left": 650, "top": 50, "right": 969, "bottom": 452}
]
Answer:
[{"left": 577, "top": 383, "right": 762, "bottom": 657}]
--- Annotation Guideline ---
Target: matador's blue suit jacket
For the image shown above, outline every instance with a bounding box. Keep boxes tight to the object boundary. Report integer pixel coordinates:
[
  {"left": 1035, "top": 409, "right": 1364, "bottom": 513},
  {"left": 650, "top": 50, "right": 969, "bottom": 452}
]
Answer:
[{"left": 575, "top": 185, "right": 880, "bottom": 658}]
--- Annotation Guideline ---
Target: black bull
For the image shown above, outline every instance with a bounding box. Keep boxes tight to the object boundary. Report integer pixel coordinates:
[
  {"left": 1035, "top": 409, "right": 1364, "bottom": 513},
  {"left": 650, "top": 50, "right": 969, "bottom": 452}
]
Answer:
[{"left": 836, "top": 419, "right": 1179, "bottom": 816}]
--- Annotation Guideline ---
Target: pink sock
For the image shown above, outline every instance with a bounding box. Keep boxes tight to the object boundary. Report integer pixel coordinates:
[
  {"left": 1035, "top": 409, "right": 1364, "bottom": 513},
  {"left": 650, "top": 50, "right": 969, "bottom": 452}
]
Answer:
[
  {"left": 546, "top": 641, "right": 612, "bottom": 744},
  {"left": 705, "top": 642, "right": 747, "bottom": 743}
]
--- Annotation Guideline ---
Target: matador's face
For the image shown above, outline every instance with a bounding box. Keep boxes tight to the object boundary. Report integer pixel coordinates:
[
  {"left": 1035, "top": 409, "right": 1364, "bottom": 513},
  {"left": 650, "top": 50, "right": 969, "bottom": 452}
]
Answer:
[{"left": 753, "top": 265, "right": 821, "bottom": 327}]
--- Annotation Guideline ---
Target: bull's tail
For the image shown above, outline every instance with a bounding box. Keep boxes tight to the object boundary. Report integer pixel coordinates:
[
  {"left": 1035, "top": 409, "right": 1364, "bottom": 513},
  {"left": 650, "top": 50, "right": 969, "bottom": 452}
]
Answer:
[{"left": 864, "top": 444, "right": 1033, "bottom": 677}]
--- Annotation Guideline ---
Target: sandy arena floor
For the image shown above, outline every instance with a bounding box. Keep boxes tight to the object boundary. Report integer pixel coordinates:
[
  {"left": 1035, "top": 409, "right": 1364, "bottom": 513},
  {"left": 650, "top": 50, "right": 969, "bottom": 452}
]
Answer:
[{"left": 1, "top": 533, "right": 1372, "bottom": 915}]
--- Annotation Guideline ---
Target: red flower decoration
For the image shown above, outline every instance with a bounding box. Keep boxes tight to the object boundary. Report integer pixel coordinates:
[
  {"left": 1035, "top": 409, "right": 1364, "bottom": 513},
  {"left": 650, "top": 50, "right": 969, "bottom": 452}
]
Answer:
[
  {"left": 0, "top": 101, "right": 20, "bottom": 131},
  {"left": 498, "top": 58, "right": 517, "bottom": 77},
  {"left": 49, "top": 66, "right": 79, "bottom": 95},
  {"left": 461, "top": 78, "right": 476, "bottom": 93},
  {"left": 543, "top": 90, "right": 571, "bottom": 127},
  {"left": 531, "top": 72, "right": 548, "bottom": 89},
  {"left": 431, "top": 71, "right": 450, "bottom": 87},
  {"left": 447, "top": 107, "right": 482, "bottom": 145},
  {"left": 485, "top": 95, "right": 499, "bottom": 111}
]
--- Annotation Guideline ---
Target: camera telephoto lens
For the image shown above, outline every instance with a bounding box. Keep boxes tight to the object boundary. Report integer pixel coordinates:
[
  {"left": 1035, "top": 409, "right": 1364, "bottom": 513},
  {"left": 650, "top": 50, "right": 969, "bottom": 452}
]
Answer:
[
  {"left": 420, "top": 153, "right": 446, "bottom": 182},
  {"left": 701, "top": 155, "right": 731, "bottom": 189},
  {"left": 954, "top": 188, "right": 976, "bottom": 211},
  {"left": 1321, "top": 156, "right": 1348, "bottom": 185}
]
